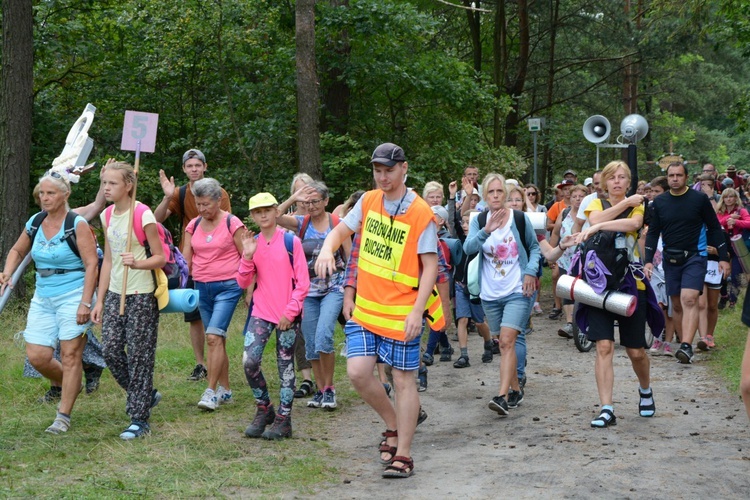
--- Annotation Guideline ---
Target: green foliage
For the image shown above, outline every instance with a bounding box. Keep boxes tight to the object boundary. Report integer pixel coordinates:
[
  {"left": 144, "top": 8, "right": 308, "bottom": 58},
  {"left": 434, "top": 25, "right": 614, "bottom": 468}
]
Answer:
[{"left": 14, "top": 0, "right": 750, "bottom": 222}]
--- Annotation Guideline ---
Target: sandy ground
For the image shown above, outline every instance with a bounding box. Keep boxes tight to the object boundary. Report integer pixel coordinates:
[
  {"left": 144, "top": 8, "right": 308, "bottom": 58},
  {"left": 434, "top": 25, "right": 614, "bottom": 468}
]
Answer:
[{"left": 299, "top": 295, "right": 750, "bottom": 499}]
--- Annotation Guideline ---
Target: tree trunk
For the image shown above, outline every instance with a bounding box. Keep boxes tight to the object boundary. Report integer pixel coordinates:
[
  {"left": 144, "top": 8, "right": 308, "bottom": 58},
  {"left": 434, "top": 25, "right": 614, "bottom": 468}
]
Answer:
[
  {"left": 464, "top": 0, "right": 481, "bottom": 75},
  {"left": 296, "top": 0, "right": 323, "bottom": 179},
  {"left": 0, "top": 0, "right": 34, "bottom": 275},
  {"left": 502, "top": 0, "right": 530, "bottom": 149},
  {"left": 493, "top": 0, "right": 530, "bottom": 148},
  {"left": 321, "top": 0, "right": 350, "bottom": 136}
]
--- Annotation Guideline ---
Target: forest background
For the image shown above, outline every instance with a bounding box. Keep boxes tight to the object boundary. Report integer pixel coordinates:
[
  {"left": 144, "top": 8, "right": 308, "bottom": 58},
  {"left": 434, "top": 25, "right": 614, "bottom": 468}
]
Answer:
[{"left": 3, "top": 0, "right": 750, "bottom": 258}]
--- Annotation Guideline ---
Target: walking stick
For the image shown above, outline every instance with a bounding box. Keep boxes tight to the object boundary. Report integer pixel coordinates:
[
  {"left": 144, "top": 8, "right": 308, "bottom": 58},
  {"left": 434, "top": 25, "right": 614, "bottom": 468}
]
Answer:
[
  {"left": 119, "top": 141, "right": 141, "bottom": 315},
  {"left": 119, "top": 110, "right": 159, "bottom": 315}
]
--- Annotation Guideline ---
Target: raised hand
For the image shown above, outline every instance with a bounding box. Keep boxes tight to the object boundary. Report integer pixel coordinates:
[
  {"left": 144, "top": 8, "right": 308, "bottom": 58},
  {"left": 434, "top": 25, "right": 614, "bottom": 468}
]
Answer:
[
  {"left": 159, "top": 169, "right": 176, "bottom": 198},
  {"left": 241, "top": 231, "right": 257, "bottom": 260}
]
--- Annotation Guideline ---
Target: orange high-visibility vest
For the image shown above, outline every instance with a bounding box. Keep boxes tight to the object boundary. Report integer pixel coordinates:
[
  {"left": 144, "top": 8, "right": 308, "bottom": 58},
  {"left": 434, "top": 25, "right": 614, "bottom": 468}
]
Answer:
[{"left": 352, "top": 190, "right": 445, "bottom": 340}]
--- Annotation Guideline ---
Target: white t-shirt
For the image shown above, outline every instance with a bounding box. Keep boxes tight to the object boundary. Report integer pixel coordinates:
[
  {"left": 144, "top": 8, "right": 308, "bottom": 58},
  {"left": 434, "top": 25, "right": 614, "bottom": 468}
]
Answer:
[{"left": 480, "top": 215, "right": 522, "bottom": 300}]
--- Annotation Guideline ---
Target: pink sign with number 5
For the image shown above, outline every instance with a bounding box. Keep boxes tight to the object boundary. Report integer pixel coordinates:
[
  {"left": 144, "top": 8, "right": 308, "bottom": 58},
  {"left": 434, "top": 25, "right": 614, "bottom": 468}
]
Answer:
[{"left": 121, "top": 110, "right": 159, "bottom": 153}]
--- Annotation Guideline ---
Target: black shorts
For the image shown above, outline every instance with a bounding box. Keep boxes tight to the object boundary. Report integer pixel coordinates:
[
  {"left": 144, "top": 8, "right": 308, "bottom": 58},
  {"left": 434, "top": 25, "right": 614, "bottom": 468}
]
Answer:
[
  {"left": 586, "top": 290, "right": 648, "bottom": 349},
  {"left": 184, "top": 276, "right": 202, "bottom": 323}
]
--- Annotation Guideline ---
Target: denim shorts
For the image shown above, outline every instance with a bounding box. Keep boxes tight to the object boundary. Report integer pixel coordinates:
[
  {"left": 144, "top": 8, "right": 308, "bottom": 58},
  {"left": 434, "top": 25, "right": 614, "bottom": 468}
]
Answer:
[
  {"left": 481, "top": 292, "right": 533, "bottom": 335},
  {"left": 664, "top": 254, "right": 707, "bottom": 296},
  {"left": 301, "top": 291, "right": 343, "bottom": 360},
  {"left": 195, "top": 278, "right": 243, "bottom": 336},
  {"left": 24, "top": 286, "right": 91, "bottom": 348},
  {"left": 455, "top": 281, "right": 485, "bottom": 323},
  {"left": 344, "top": 320, "right": 421, "bottom": 371}
]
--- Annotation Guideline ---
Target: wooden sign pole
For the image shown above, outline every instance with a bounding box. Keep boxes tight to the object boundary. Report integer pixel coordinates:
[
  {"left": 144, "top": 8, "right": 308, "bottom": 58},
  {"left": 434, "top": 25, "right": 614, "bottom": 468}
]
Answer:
[{"left": 119, "top": 111, "right": 159, "bottom": 315}]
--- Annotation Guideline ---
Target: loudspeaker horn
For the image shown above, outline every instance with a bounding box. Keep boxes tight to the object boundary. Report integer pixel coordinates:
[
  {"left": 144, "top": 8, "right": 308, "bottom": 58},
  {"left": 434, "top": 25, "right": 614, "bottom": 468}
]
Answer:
[
  {"left": 620, "top": 114, "right": 649, "bottom": 143},
  {"left": 583, "top": 115, "right": 611, "bottom": 144}
]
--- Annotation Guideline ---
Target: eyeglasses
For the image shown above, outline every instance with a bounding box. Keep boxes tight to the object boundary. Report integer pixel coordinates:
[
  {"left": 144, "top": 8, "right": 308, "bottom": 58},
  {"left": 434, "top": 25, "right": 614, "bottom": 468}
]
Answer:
[{"left": 300, "top": 199, "right": 323, "bottom": 206}]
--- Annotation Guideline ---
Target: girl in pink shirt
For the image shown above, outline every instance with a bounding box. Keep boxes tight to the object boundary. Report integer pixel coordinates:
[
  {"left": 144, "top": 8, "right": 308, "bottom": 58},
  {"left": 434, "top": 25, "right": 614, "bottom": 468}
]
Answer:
[{"left": 237, "top": 193, "right": 309, "bottom": 440}]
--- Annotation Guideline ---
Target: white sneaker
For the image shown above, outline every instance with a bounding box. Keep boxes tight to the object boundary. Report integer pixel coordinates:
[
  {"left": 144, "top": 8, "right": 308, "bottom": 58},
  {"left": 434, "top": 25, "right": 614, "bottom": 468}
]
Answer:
[
  {"left": 216, "top": 386, "right": 234, "bottom": 405},
  {"left": 198, "top": 388, "right": 218, "bottom": 411}
]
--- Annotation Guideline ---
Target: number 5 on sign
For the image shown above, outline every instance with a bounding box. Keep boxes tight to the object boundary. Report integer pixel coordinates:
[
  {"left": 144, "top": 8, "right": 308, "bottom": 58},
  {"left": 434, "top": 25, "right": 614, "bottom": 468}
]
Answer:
[{"left": 121, "top": 111, "right": 159, "bottom": 153}]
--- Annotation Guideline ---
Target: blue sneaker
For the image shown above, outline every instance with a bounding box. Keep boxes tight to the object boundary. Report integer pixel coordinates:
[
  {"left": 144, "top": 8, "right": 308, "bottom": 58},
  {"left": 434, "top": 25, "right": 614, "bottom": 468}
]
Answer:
[
  {"left": 307, "top": 391, "right": 324, "bottom": 408},
  {"left": 321, "top": 388, "right": 337, "bottom": 411}
]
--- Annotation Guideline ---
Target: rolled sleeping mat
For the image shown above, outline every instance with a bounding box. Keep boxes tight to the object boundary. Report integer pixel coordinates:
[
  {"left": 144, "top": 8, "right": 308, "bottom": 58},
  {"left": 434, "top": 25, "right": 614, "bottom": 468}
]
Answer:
[
  {"left": 161, "top": 288, "right": 199, "bottom": 314},
  {"left": 731, "top": 235, "right": 750, "bottom": 274},
  {"left": 525, "top": 211, "right": 547, "bottom": 231},
  {"left": 555, "top": 274, "right": 637, "bottom": 317}
]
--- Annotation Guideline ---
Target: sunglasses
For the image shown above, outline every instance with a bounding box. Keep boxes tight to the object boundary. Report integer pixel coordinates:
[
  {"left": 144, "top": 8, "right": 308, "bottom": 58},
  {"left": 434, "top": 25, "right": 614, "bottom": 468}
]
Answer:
[{"left": 526, "top": 192, "right": 538, "bottom": 196}]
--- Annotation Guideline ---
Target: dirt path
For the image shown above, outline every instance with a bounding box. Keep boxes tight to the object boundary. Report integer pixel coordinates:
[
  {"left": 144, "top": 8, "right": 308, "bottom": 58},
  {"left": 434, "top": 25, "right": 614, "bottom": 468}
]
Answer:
[{"left": 302, "top": 296, "right": 750, "bottom": 499}]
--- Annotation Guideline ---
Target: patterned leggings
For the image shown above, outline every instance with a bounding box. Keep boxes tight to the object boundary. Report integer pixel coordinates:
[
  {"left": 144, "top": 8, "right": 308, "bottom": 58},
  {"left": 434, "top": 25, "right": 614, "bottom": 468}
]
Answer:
[
  {"left": 242, "top": 316, "right": 297, "bottom": 416},
  {"left": 102, "top": 291, "right": 159, "bottom": 423}
]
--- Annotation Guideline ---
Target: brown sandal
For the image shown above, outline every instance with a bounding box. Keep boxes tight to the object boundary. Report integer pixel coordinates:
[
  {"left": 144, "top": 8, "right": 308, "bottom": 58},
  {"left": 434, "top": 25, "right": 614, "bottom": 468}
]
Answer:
[
  {"left": 382, "top": 455, "right": 414, "bottom": 478},
  {"left": 378, "top": 429, "right": 398, "bottom": 464}
]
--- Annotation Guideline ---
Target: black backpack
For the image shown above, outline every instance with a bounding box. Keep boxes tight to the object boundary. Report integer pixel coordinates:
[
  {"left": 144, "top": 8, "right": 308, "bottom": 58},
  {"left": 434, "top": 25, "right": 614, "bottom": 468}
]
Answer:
[
  {"left": 573, "top": 200, "right": 634, "bottom": 291},
  {"left": 28, "top": 211, "right": 103, "bottom": 269}
]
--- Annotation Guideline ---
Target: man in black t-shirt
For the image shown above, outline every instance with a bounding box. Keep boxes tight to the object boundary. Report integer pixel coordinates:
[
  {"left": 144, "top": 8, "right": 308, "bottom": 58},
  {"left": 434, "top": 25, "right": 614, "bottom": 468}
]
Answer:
[{"left": 644, "top": 163, "right": 730, "bottom": 364}]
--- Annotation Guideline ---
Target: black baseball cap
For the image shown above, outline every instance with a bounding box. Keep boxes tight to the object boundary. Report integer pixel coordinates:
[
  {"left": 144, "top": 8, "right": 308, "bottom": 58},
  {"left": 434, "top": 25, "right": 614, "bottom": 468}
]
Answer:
[{"left": 371, "top": 143, "right": 406, "bottom": 167}]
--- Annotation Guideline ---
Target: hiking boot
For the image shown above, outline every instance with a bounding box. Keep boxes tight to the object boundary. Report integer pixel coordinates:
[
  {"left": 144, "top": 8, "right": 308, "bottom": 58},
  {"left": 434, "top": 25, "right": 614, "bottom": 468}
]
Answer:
[
  {"left": 39, "top": 386, "right": 62, "bottom": 404},
  {"left": 262, "top": 414, "right": 292, "bottom": 440},
  {"left": 558, "top": 322, "right": 574, "bottom": 339},
  {"left": 187, "top": 364, "right": 207, "bottom": 381},
  {"left": 307, "top": 390, "right": 324, "bottom": 408},
  {"left": 84, "top": 366, "right": 103, "bottom": 394},
  {"left": 482, "top": 341, "right": 494, "bottom": 363},
  {"left": 217, "top": 386, "right": 234, "bottom": 405},
  {"left": 321, "top": 388, "right": 337, "bottom": 411},
  {"left": 439, "top": 346, "right": 454, "bottom": 362},
  {"left": 421, "top": 352, "right": 434, "bottom": 366},
  {"left": 705, "top": 335, "right": 716, "bottom": 349},
  {"left": 245, "top": 404, "right": 276, "bottom": 438},
  {"left": 675, "top": 343, "right": 694, "bottom": 364},
  {"left": 488, "top": 395, "right": 509, "bottom": 416},
  {"left": 453, "top": 355, "right": 470, "bottom": 368},
  {"left": 293, "top": 379, "right": 315, "bottom": 398},
  {"left": 507, "top": 389, "right": 524, "bottom": 409},
  {"left": 417, "top": 367, "right": 428, "bottom": 392},
  {"left": 548, "top": 307, "right": 563, "bottom": 320},
  {"left": 198, "top": 388, "right": 218, "bottom": 411}
]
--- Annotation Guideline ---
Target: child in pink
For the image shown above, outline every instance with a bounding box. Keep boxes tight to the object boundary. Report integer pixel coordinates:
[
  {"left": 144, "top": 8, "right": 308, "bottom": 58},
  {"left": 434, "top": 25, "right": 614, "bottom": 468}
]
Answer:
[{"left": 237, "top": 193, "right": 310, "bottom": 440}]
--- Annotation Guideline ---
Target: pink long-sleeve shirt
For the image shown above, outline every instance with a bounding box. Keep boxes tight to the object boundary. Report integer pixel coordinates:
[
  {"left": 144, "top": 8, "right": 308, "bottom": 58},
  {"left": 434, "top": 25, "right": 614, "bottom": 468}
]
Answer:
[
  {"left": 718, "top": 207, "right": 750, "bottom": 238},
  {"left": 236, "top": 227, "right": 310, "bottom": 324}
]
